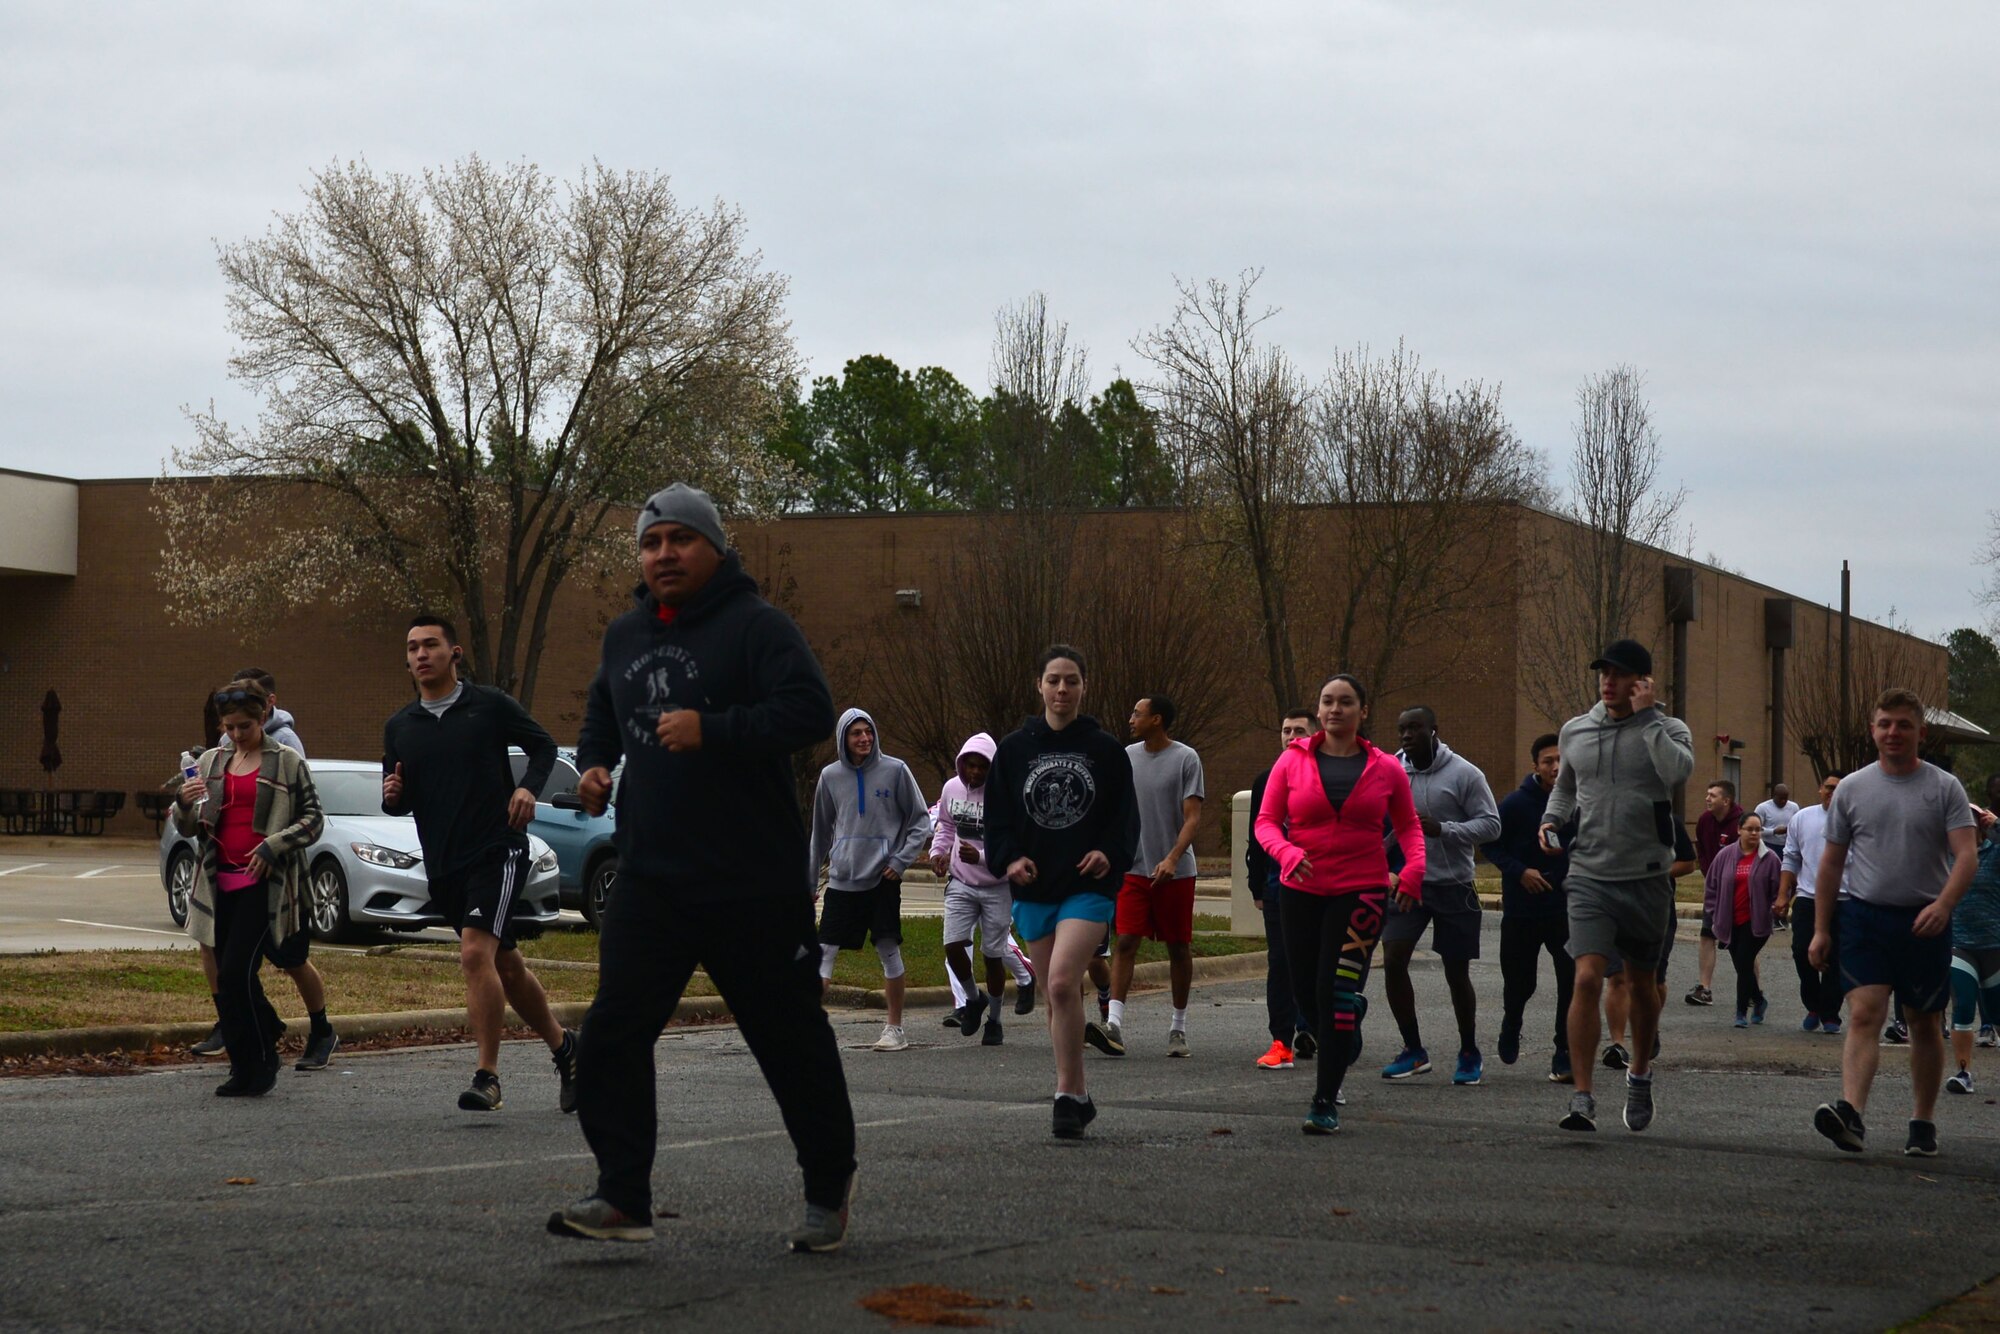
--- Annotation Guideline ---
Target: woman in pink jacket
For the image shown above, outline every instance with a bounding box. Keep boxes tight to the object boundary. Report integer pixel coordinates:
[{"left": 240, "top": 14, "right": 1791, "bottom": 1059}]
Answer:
[{"left": 1256, "top": 673, "right": 1426, "bottom": 1133}]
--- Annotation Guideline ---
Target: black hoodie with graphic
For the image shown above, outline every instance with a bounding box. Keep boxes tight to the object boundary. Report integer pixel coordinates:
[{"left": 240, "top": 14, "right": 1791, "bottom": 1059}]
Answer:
[
  {"left": 984, "top": 714, "right": 1139, "bottom": 906},
  {"left": 576, "top": 552, "right": 836, "bottom": 904}
]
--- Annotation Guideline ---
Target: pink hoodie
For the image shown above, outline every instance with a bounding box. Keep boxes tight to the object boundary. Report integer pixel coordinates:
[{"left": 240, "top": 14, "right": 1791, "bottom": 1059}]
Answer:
[
  {"left": 1256, "top": 734, "right": 1426, "bottom": 899},
  {"left": 931, "top": 733, "right": 1005, "bottom": 889}
]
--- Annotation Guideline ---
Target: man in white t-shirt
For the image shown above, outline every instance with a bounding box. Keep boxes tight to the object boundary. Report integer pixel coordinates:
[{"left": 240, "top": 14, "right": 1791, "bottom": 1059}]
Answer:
[
  {"left": 1755, "top": 783, "right": 1802, "bottom": 866},
  {"left": 1809, "top": 690, "right": 1981, "bottom": 1158},
  {"left": 1777, "top": 772, "right": 1845, "bottom": 1033}
]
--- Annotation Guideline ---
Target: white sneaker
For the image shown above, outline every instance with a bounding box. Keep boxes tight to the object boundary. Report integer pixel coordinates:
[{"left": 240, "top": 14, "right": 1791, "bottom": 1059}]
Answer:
[{"left": 872, "top": 1024, "right": 909, "bottom": 1052}]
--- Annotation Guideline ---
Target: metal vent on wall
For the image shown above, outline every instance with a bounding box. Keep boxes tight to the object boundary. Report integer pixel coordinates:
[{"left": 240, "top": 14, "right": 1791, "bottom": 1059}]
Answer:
[{"left": 894, "top": 588, "right": 922, "bottom": 608}]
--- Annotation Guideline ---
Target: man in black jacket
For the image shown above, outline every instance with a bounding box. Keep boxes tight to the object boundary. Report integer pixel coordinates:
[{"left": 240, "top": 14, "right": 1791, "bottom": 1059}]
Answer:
[
  {"left": 547, "top": 483, "right": 856, "bottom": 1252},
  {"left": 1483, "top": 733, "right": 1577, "bottom": 1084},
  {"left": 383, "top": 616, "right": 576, "bottom": 1113},
  {"left": 1247, "top": 709, "right": 1315, "bottom": 1069}
]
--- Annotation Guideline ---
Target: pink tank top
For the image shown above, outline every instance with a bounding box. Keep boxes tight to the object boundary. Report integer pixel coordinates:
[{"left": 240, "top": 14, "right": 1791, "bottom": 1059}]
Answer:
[{"left": 215, "top": 768, "right": 262, "bottom": 892}]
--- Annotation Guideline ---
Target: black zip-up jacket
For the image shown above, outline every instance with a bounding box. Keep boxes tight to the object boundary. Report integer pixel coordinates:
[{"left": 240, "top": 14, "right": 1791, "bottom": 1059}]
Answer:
[
  {"left": 984, "top": 714, "right": 1138, "bottom": 906},
  {"left": 382, "top": 683, "right": 556, "bottom": 878},
  {"left": 1482, "top": 771, "right": 1576, "bottom": 920},
  {"left": 575, "top": 553, "right": 835, "bottom": 903}
]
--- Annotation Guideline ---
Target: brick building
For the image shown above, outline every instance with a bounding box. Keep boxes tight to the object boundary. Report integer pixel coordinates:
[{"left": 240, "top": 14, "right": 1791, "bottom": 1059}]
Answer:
[{"left": 0, "top": 470, "right": 1945, "bottom": 848}]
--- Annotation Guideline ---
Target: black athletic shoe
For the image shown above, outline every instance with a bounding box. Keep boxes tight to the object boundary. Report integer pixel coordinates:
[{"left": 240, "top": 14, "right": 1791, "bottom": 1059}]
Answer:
[
  {"left": 1292, "top": 1027, "right": 1318, "bottom": 1061},
  {"left": 1882, "top": 1021, "right": 1910, "bottom": 1046},
  {"left": 553, "top": 1029, "right": 579, "bottom": 1114},
  {"left": 958, "top": 993, "right": 990, "bottom": 1037},
  {"left": 1559, "top": 1091, "right": 1597, "bottom": 1132},
  {"left": 216, "top": 1063, "right": 278, "bottom": 1098},
  {"left": 1015, "top": 980, "right": 1035, "bottom": 1016},
  {"left": 1905, "top": 1119, "right": 1939, "bottom": 1158},
  {"left": 1602, "top": 1043, "right": 1630, "bottom": 1071},
  {"left": 981, "top": 1019, "right": 1003, "bottom": 1046},
  {"left": 548, "top": 1196, "right": 654, "bottom": 1244},
  {"left": 1497, "top": 1023, "right": 1521, "bottom": 1066},
  {"left": 1052, "top": 1093, "right": 1097, "bottom": 1140},
  {"left": 295, "top": 1028, "right": 339, "bottom": 1072},
  {"left": 940, "top": 1011, "right": 961, "bottom": 1029},
  {"left": 1813, "top": 1099, "right": 1865, "bottom": 1152},
  {"left": 459, "top": 1069, "right": 503, "bottom": 1112},
  {"left": 190, "top": 1023, "right": 227, "bottom": 1057}
]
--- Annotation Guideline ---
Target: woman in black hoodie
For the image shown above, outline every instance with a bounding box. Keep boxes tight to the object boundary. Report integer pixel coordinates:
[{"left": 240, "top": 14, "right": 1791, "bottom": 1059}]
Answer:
[{"left": 985, "top": 645, "right": 1138, "bottom": 1140}]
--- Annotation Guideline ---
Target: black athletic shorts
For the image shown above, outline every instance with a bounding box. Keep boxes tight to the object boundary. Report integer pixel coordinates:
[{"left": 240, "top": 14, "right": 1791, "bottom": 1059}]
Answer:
[
  {"left": 262, "top": 927, "right": 311, "bottom": 970},
  {"left": 426, "top": 843, "right": 532, "bottom": 950},
  {"left": 818, "top": 876, "right": 902, "bottom": 950}
]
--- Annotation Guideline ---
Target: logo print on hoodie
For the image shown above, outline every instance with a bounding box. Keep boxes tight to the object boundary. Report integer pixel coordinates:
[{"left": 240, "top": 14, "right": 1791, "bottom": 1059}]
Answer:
[
  {"left": 621, "top": 644, "right": 701, "bottom": 747},
  {"left": 1023, "top": 753, "right": 1095, "bottom": 830}
]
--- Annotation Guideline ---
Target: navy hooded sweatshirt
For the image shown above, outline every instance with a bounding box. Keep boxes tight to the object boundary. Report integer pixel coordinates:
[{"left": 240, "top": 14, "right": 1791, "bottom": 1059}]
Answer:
[
  {"left": 984, "top": 714, "right": 1138, "bottom": 906},
  {"left": 1482, "top": 771, "right": 1576, "bottom": 920},
  {"left": 575, "top": 552, "right": 836, "bottom": 904}
]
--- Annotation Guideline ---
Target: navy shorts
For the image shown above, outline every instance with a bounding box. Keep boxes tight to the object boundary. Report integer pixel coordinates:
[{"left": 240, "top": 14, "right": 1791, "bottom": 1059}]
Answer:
[
  {"left": 1382, "top": 881, "right": 1482, "bottom": 961},
  {"left": 1839, "top": 898, "right": 1951, "bottom": 1015}
]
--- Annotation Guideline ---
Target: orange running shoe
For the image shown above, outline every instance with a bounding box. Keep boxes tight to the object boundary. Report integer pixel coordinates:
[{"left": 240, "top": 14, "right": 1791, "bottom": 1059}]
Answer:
[{"left": 1255, "top": 1039, "right": 1295, "bottom": 1070}]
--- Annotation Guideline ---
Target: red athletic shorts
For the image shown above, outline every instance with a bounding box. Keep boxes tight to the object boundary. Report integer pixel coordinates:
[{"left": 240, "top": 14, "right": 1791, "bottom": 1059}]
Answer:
[{"left": 1117, "top": 873, "right": 1196, "bottom": 944}]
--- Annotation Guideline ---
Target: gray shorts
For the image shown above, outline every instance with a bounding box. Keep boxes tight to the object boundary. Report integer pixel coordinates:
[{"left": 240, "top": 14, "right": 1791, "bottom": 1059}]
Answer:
[
  {"left": 1381, "top": 880, "right": 1482, "bottom": 961},
  {"left": 1567, "top": 875, "right": 1676, "bottom": 974},
  {"left": 942, "top": 879, "right": 1012, "bottom": 955}
]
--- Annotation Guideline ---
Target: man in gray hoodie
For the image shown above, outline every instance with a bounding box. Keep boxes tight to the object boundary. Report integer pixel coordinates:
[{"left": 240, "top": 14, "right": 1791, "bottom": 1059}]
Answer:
[
  {"left": 810, "top": 708, "right": 932, "bottom": 1052},
  {"left": 1540, "top": 639, "right": 1695, "bottom": 1135},
  {"left": 1380, "top": 707, "right": 1501, "bottom": 1086}
]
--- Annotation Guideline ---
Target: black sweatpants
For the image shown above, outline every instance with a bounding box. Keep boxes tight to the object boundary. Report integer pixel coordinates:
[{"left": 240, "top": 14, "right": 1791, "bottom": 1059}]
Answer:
[
  {"left": 1727, "top": 929, "right": 1768, "bottom": 1015},
  {"left": 575, "top": 879, "right": 857, "bottom": 1219},
  {"left": 1499, "top": 912, "right": 1573, "bottom": 1054},
  {"left": 1281, "top": 886, "right": 1386, "bottom": 1105},
  {"left": 213, "top": 884, "right": 280, "bottom": 1076},
  {"left": 1792, "top": 897, "right": 1842, "bottom": 1021},
  {"left": 1260, "top": 893, "right": 1304, "bottom": 1043}
]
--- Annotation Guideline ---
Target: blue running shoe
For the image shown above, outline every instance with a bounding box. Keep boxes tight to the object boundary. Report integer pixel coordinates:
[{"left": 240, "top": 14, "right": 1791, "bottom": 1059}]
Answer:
[
  {"left": 1751, "top": 996, "right": 1769, "bottom": 1025},
  {"left": 1302, "top": 1099, "right": 1340, "bottom": 1135},
  {"left": 1453, "top": 1048, "right": 1483, "bottom": 1086},
  {"left": 1733, "top": 1013, "right": 1749, "bottom": 1028},
  {"left": 1381, "top": 1047, "right": 1430, "bottom": 1079},
  {"left": 1800, "top": 1014, "right": 1821, "bottom": 1032},
  {"left": 1821, "top": 1018, "right": 1843, "bottom": 1036}
]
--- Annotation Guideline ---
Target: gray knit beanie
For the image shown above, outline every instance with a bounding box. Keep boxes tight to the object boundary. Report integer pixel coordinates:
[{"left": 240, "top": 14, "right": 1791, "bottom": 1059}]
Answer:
[{"left": 635, "top": 483, "right": 727, "bottom": 553}]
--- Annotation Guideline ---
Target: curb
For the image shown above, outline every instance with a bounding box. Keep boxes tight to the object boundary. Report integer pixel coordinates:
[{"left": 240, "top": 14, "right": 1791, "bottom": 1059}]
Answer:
[{"left": 0, "top": 952, "right": 1273, "bottom": 1056}]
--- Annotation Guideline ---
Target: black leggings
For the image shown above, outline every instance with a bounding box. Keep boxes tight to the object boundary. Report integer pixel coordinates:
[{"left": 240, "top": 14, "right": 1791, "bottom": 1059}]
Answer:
[
  {"left": 1281, "top": 886, "right": 1386, "bottom": 1105},
  {"left": 1726, "top": 929, "right": 1767, "bottom": 1016},
  {"left": 1499, "top": 913, "right": 1573, "bottom": 1053},
  {"left": 213, "top": 883, "right": 281, "bottom": 1076}
]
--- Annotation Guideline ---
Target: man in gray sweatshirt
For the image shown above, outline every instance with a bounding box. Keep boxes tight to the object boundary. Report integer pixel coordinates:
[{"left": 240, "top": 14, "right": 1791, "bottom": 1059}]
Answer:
[
  {"left": 1380, "top": 707, "right": 1500, "bottom": 1086},
  {"left": 1540, "top": 639, "right": 1695, "bottom": 1135},
  {"left": 810, "top": 708, "right": 932, "bottom": 1052}
]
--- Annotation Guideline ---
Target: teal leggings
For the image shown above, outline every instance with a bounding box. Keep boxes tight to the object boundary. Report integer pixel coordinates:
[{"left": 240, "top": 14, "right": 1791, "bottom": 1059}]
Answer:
[{"left": 1949, "top": 947, "right": 2000, "bottom": 1032}]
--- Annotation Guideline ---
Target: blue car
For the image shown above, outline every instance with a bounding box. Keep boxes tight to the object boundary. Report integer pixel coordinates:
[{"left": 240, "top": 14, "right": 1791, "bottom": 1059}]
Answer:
[{"left": 510, "top": 748, "right": 619, "bottom": 926}]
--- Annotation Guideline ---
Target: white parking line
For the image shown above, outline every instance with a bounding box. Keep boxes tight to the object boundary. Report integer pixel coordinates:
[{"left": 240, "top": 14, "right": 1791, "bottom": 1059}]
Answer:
[
  {"left": 75, "top": 867, "right": 128, "bottom": 879},
  {"left": 0, "top": 863, "right": 50, "bottom": 876},
  {"left": 55, "top": 919, "right": 186, "bottom": 938}
]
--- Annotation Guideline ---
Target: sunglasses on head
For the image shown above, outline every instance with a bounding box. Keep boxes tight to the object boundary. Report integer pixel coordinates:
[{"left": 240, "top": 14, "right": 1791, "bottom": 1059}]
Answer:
[{"left": 214, "top": 689, "right": 262, "bottom": 707}]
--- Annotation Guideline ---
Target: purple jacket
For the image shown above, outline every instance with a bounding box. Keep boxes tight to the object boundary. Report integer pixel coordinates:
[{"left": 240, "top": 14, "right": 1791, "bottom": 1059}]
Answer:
[{"left": 1702, "top": 842, "right": 1781, "bottom": 946}]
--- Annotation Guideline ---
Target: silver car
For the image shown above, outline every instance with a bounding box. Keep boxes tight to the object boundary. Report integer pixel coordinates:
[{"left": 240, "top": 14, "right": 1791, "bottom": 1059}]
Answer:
[{"left": 158, "top": 759, "right": 562, "bottom": 941}]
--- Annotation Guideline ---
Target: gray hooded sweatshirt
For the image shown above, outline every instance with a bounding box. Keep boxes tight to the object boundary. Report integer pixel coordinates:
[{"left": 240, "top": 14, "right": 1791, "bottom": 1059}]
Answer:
[
  {"left": 1397, "top": 740, "right": 1500, "bottom": 886},
  {"left": 1542, "top": 702, "right": 1696, "bottom": 882},
  {"left": 810, "top": 707, "right": 933, "bottom": 893}
]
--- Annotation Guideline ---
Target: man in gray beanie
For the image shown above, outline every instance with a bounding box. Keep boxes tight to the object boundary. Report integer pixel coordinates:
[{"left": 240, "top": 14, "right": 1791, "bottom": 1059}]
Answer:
[{"left": 549, "top": 482, "right": 857, "bottom": 1252}]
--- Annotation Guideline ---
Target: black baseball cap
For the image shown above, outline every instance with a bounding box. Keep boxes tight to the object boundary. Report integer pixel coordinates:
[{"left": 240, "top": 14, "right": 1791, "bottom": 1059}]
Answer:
[{"left": 1589, "top": 639, "right": 1653, "bottom": 675}]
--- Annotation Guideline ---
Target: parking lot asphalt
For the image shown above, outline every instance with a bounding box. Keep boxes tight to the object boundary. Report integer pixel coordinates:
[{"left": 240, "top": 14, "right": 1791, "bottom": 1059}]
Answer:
[{"left": 3, "top": 925, "right": 1999, "bottom": 1333}]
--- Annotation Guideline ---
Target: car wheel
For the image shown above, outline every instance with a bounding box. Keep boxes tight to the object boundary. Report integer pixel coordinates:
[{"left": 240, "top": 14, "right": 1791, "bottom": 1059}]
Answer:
[
  {"left": 582, "top": 855, "right": 618, "bottom": 929},
  {"left": 308, "top": 858, "right": 352, "bottom": 942},
  {"left": 165, "top": 848, "right": 194, "bottom": 929}
]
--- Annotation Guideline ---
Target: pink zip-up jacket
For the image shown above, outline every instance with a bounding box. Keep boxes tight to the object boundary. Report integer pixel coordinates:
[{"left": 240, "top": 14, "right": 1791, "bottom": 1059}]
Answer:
[{"left": 1256, "top": 734, "right": 1426, "bottom": 899}]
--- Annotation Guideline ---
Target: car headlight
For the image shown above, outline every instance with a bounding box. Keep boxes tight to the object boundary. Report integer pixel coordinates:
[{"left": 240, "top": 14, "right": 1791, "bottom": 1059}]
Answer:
[
  {"left": 351, "top": 842, "right": 422, "bottom": 870},
  {"left": 533, "top": 849, "right": 559, "bottom": 874}
]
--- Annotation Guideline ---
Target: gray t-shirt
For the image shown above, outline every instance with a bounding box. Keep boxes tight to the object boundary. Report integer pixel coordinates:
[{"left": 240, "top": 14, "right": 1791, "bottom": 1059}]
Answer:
[
  {"left": 1127, "top": 739, "right": 1205, "bottom": 880},
  {"left": 1824, "top": 760, "right": 1974, "bottom": 907},
  {"left": 420, "top": 682, "right": 465, "bottom": 718}
]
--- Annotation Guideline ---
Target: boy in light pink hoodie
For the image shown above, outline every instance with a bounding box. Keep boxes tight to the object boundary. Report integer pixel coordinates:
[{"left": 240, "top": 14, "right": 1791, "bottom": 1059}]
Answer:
[{"left": 932, "top": 733, "right": 1021, "bottom": 1044}]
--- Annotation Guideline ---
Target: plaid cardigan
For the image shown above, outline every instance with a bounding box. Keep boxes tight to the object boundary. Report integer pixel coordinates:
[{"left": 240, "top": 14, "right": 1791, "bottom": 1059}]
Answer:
[{"left": 173, "top": 741, "right": 324, "bottom": 949}]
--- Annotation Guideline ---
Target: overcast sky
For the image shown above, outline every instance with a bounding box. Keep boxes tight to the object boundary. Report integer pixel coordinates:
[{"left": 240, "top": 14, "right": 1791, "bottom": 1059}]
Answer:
[{"left": 3, "top": 3, "right": 1992, "bottom": 637}]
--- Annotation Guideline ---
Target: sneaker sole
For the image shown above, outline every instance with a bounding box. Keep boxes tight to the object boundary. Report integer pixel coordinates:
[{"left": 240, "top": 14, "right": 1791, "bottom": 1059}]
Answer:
[
  {"left": 872, "top": 1043, "right": 909, "bottom": 1052},
  {"left": 1813, "top": 1104, "right": 1864, "bottom": 1152},
  {"left": 1382, "top": 1065, "right": 1430, "bottom": 1080},
  {"left": 1905, "top": 1142, "right": 1939, "bottom": 1158},
  {"left": 1167, "top": 1047, "right": 1189, "bottom": 1059},
  {"left": 1454, "top": 1076, "right": 1482, "bottom": 1086},
  {"left": 1257, "top": 1061, "right": 1295, "bottom": 1070},
  {"left": 1947, "top": 1081, "right": 1973, "bottom": 1095},
  {"left": 1559, "top": 1112, "right": 1596, "bottom": 1132},
  {"left": 1083, "top": 1026, "right": 1126, "bottom": 1057},
  {"left": 547, "top": 1213, "right": 653, "bottom": 1243},
  {"left": 1301, "top": 1120, "right": 1339, "bottom": 1135},
  {"left": 458, "top": 1094, "right": 503, "bottom": 1111},
  {"left": 1549, "top": 1071, "right": 1574, "bottom": 1084}
]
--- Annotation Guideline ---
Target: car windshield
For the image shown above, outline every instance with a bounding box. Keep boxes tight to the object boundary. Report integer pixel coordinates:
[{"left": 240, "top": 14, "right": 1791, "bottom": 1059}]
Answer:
[{"left": 314, "top": 771, "right": 393, "bottom": 818}]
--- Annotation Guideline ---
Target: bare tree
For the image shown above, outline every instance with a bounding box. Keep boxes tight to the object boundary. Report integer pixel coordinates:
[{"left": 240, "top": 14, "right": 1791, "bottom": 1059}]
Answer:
[
  {"left": 1787, "top": 616, "right": 1949, "bottom": 777},
  {"left": 1134, "top": 270, "right": 1314, "bottom": 715},
  {"left": 1303, "top": 341, "right": 1545, "bottom": 701},
  {"left": 1520, "top": 366, "right": 1687, "bottom": 726},
  {"left": 153, "top": 155, "right": 799, "bottom": 707},
  {"left": 981, "top": 292, "right": 1095, "bottom": 511}
]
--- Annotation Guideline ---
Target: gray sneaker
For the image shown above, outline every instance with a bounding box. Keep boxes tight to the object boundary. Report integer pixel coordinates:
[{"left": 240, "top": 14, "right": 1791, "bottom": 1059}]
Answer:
[
  {"left": 789, "top": 1174, "right": 855, "bottom": 1253},
  {"left": 1085, "top": 1018, "right": 1126, "bottom": 1057},
  {"left": 546, "top": 1196, "right": 653, "bottom": 1243},
  {"left": 1623, "top": 1074, "right": 1654, "bottom": 1132},
  {"left": 1560, "top": 1091, "right": 1597, "bottom": 1132},
  {"left": 1166, "top": 1029, "right": 1190, "bottom": 1058},
  {"left": 190, "top": 1023, "right": 227, "bottom": 1057}
]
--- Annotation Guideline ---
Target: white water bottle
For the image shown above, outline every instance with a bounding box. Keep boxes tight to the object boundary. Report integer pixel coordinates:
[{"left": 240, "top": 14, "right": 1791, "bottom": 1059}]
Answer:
[{"left": 180, "top": 750, "right": 205, "bottom": 812}]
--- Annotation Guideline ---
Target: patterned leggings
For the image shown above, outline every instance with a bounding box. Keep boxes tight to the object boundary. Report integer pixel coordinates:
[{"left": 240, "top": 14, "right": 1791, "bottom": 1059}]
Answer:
[{"left": 1282, "top": 886, "right": 1387, "bottom": 1105}]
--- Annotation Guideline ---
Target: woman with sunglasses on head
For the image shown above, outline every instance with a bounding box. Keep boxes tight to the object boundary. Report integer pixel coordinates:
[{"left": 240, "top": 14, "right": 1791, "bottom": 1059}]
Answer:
[{"left": 175, "top": 679, "right": 325, "bottom": 1096}]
